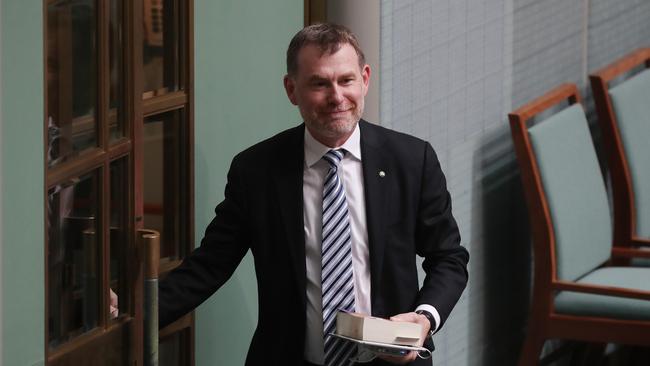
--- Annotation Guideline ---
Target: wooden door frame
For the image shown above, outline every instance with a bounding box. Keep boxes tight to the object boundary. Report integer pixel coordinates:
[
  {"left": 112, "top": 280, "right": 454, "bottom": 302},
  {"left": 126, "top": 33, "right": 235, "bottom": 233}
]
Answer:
[
  {"left": 304, "top": 0, "right": 327, "bottom": 25},
  {"left": 43, "top": 0, "right": 195, "bottom": 364}
]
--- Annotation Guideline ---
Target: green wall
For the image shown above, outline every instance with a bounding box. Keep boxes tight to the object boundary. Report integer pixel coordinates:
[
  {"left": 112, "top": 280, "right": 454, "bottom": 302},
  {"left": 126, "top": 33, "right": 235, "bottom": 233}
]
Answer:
[
  {"left": 1, "top": 0, "right": 46, "bottom": 365},
  {"left": 0, "top": 0, "right": 301, "bottom": 364},
  {"left": 193, "top": 1, "right": 302, "bottom": 364}
]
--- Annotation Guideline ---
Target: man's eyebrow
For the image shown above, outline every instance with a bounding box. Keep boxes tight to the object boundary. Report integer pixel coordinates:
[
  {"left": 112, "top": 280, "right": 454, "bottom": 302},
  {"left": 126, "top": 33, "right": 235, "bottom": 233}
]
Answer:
[
  {"left": 306, "top": 71, "right": 356, "bottom": 82},
  {"left": 307, "top": 75, "right": 328, "bottom": 82}
]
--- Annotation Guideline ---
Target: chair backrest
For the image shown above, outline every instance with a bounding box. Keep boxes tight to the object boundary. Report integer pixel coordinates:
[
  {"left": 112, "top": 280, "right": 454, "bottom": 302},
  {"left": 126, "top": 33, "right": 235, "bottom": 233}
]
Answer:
[
  {"left": 509, "top": 85, "right": 612, "bottom": 282},
  {"left": 608, "top": 69, "right": 650, "bottom": 238},
  {"left": 528, "top": 104, "right": 612, "bottom": 281},
  {"left": 590, "top": 48, "right": 650, "bottom": 244}
]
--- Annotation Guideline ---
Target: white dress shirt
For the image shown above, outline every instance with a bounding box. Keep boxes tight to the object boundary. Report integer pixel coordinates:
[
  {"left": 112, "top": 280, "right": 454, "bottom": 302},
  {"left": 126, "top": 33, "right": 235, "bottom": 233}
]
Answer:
[
  {"left": 302, "top": 123, "right": 440, "bottom": 364},
  {"left": 303, "top": 124, "right": 371, "bottom": 363}
]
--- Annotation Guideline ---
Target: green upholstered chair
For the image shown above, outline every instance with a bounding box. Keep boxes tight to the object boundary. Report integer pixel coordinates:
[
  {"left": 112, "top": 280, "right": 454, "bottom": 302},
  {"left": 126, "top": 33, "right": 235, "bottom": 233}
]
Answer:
[
  {"left": 590, "top": 48, "right": 650, "bottom": 266},
  {"left": 508, "top": 84, "right": 650, "bottom": 366}
]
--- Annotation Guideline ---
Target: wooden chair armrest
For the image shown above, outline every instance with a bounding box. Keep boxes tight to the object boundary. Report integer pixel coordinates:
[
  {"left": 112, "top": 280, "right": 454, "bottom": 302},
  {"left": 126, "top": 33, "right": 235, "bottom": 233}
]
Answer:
[
  {"left": 590, "top": 48, "right": 650, "bottom": 82},
  {"left": 553, "top": 281, "right": 650, "bottom": 301},
  {"left": 631, "top": 238, "right": 650, "bottom": 247},
  {"left": 612, "top": 246, "right": 650, "bottom": 259},
  {"left": 509, "top": 84, "right": 580, "bottom": 123}
]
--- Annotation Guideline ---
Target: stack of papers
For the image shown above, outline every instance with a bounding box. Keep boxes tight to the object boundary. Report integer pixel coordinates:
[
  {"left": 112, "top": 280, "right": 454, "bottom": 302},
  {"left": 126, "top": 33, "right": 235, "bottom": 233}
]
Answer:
[
  {"left": 335, "top": 312, "right": 422, "bottom": 346},
  {"left": 331, "top": 312, "right": 433, "bottom": 361}
]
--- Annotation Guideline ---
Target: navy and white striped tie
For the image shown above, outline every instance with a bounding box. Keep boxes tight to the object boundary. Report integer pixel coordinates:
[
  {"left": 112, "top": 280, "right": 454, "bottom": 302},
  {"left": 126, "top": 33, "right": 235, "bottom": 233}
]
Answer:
[{"left": 321, "top": 149, "right": 356, "bottom": 366}]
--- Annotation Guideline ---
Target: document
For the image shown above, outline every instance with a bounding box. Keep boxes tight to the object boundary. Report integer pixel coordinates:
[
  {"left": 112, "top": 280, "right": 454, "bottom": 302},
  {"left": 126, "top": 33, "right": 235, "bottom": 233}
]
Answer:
[{"left": 335, "top": 311, "right": 422, "bottom": 346}]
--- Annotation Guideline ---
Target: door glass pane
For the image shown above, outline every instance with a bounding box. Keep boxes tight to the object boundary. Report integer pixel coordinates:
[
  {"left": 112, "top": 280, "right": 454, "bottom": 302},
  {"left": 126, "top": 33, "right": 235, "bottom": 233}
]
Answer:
[
  {"left": 143, "top": 0, "right": 181, "bottom": 98},
  {"left": 47, "top": 170, "right": 101, "bottom": 349},
  {"left": 159, "top": 330, "right": 190, "bottom": 366},
  {"left": 109, "top": 158, "right": 129, "bottom": 320},
  {"left": 47, "top": 0, "right": 98, "bottom": 167},
  {"left": 109, "top": 0, "right": 125, "bottom": 142},
  {"left": 143, "top": 110, "right": 189, "bottom": 263}
]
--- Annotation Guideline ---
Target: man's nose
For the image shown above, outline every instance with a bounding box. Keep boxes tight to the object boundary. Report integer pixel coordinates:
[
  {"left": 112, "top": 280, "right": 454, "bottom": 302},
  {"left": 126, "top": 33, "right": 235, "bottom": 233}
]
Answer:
[{"left": 328, "top": 85, "right": 345, "bottom": 104}]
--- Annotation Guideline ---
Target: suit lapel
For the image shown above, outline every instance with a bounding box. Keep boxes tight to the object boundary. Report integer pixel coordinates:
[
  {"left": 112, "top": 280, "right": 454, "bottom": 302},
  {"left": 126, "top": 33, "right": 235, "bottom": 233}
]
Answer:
[
  {"left": 359, "top": 121, "right": 390, "bottom": 310},
  {"left": 273, "top": 125, "right": 307, "bottom": 308},
  {"left": 272, "top": 122, "right": 392, "bottom": 312}
]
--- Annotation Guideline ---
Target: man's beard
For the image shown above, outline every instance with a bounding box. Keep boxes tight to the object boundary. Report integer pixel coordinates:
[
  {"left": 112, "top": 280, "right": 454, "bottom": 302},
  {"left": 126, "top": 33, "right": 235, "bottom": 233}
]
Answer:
[{"left": 305, "top": 101, "right": 364, "bottom": 140}]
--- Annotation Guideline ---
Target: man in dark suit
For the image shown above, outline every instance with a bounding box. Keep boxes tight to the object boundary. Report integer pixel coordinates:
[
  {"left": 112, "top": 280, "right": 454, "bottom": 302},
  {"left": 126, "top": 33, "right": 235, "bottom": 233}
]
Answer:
[{"left": 159, "top": 23, "right": 469, "bottom": 366}]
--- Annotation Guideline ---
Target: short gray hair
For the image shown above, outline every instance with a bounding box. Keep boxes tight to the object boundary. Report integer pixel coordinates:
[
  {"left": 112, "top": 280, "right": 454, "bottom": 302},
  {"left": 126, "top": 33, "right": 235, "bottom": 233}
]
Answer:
[{"left": 286, "top": 23, "right": 366, "bottom": 76}]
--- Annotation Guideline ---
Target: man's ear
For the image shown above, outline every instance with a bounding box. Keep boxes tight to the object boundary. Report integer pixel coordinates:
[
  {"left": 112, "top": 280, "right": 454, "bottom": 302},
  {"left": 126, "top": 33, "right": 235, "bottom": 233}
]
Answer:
[
  {"left": 283, "top": 75, "right": 298, "bottom": 105},
  {"left": 361, "top": 64, "right": 371, "bottom": 96}
]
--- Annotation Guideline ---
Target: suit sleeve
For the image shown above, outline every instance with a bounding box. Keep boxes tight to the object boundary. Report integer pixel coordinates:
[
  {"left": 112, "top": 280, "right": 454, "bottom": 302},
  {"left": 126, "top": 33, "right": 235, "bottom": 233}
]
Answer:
[
  {"left": 415, "top": 142, "right": 469, "bottom": 330},
  {"left": 158, "top": 155, "right": 251, "bottom": 328}
]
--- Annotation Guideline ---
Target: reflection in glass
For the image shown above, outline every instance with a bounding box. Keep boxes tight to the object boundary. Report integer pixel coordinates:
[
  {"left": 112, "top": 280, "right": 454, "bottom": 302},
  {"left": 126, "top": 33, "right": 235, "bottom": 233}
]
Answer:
[
  {"left": 143, "top": 110, "right": 189, "bottom": 262},
  {"left": 109, "top": 158, "right": 128, "bottom": 319},
  {"left": 159, "top": 330, "right": 189, "bottom": 366},
  {"left": 109, "top": 0, "right": 124, "bottom": 142},
  {"left": 47, "top": 0, "right": 98, "bottom": 166},
  {"left": 47, "top": 171, "right": 100, "bottom": 348},
  {"left": 143, "top": 0, "right": 181, "bottom": 97}
]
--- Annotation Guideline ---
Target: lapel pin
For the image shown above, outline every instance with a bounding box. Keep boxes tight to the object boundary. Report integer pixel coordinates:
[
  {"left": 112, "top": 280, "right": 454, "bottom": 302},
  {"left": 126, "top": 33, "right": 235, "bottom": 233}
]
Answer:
[{"left": 378, "top": 170, "right": 386, "bottom": 178}]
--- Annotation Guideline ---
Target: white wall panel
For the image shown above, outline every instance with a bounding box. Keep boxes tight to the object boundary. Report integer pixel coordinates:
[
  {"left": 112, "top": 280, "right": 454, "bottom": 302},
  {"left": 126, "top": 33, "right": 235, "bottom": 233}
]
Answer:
[
  {"left": 381, "top": 1, "right": 523, "bottom": 364},
  {"left": 381, "top": 0, "right": 650, "bottom": 364}
]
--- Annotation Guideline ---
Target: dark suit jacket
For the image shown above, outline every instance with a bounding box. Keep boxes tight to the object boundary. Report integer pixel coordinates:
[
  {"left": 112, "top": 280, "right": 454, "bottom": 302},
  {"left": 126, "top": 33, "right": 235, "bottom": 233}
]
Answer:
[{"left": 159, "top": 120, "right": 469, "bottom": 365}]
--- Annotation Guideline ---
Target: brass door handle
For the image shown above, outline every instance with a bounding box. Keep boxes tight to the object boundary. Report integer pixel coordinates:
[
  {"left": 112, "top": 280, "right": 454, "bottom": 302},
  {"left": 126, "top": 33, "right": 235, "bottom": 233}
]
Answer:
[
  {"left": 137, "top": 229, "right": 160, "bottom": 280},
  {"left": 137, "top": 229, "right": 160, "bottom": 366}
]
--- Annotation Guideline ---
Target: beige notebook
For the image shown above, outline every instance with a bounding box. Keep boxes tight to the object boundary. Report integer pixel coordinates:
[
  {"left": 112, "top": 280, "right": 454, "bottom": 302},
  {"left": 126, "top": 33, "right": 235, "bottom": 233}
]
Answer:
[{"left": 335, "top": 312, "right": 422, "bottom": 346}]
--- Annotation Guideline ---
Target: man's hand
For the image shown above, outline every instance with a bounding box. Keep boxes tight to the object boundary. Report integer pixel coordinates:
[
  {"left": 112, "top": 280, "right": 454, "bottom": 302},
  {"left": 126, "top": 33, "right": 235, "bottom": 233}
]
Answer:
[
  {"left": 378, "top": 312, "right": 431, "bottom": 364},
  {"left": 110, "top": 288, "right": 119, "bottom": 319}
]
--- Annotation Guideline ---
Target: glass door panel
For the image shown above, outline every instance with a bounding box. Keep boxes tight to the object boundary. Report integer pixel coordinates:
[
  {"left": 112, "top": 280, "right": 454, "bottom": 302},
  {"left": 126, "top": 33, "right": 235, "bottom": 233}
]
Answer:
[
  {"left": 109, "top": 158, "right": 129, "bottom": 319},
  {"left": 47, "top": 170, "right": 101, "bottom": 349},
  {"left": 47, "top": 0, "right": 98, "bottom": 166},
  {"left": 159, "top": 329, "right": 191, "bottom": 366},
  {"left": 46, "top": 0, "right": 193, "bottom": 363},
  {"left": 109, "top": 0, "right": 125, "bottom": 142},
  {"left": 142, "top": 110, "right": 189, "bottom": 263},
  {"left": 143, "top": 0, "right": 182, "bottom": 98}
]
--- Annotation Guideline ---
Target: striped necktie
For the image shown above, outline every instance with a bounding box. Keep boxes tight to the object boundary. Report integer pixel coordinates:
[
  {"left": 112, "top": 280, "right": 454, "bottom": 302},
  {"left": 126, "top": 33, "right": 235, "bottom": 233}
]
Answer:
[{"left": 321, "top": 149, "right": 356, "bottom": 366}]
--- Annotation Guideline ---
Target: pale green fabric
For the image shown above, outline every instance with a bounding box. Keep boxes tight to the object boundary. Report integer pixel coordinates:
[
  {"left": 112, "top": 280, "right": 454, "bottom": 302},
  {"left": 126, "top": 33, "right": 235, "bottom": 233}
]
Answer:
[
  {"left": 554, "top": 267, "right": 650, "bottom": 320},
  {"left": 631, "top": 257, "right": 650, "bottom": 266},
  {"left": 609, "top": 69, "right": 650, "bottom": 238},
  {"left": 629, "top": 246, "right": 650, "bottom": 266},
  {"left": 528, "top": 105, "right": 612, "bottom": 281}
]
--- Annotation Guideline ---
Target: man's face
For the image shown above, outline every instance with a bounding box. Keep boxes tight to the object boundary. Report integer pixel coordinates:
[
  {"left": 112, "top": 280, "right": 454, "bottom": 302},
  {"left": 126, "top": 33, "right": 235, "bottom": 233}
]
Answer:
[{"left": 284, "top": 43, "right": 370, "bottom": 146}]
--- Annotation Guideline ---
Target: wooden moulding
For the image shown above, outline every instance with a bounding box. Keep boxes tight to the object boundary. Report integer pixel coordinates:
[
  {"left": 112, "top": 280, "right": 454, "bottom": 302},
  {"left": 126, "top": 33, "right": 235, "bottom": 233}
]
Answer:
[
  {"left": 507, "top": 82, "right": 650, "bottom": 365},
  {"left": 589, "top": 48, "right": 650, "bottom": 249},
  {"left": 508, "top": 83, "right": 583, "bottom": 288}
]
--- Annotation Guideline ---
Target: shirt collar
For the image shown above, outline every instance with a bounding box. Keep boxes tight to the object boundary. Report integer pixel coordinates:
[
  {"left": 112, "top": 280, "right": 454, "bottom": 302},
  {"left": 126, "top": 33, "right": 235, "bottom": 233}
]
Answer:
[{"left": 304, "top": 123, "right": 362, "bottom": 168}]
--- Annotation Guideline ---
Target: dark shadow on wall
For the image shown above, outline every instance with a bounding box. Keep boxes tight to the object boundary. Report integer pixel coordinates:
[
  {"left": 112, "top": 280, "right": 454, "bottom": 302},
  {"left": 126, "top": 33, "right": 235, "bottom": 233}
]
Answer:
[{"left": 475, "top": 126, "right": 532, "bottom": 366}]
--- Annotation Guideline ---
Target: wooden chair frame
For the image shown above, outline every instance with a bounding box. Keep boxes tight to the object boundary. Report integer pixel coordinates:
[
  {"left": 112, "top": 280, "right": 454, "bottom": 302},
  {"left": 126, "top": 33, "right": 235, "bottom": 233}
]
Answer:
[
  {"left": 508, "top": 84, "right": 650, "bottom": 366},
  {"left": 590, "top": 48, "right": 650, "bottom": 251}
]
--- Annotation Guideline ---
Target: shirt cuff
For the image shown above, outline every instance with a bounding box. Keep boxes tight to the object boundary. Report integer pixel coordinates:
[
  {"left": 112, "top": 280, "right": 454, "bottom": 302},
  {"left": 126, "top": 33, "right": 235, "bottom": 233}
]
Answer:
[{"left": 415, "top": 304, "right": 441, "bottom": 333}]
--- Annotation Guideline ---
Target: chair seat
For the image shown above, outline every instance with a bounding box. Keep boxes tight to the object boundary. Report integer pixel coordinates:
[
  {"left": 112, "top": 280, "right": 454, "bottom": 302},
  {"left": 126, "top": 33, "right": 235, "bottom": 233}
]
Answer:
[
  {"left": 555, "top": 267, "right": 650, "bottom": 320},
  {"left": 631, "top": 257, "right": 650, "bottom": 266},
  {"left": 629, "top": 246, "right": 650, "bottom": 266}
]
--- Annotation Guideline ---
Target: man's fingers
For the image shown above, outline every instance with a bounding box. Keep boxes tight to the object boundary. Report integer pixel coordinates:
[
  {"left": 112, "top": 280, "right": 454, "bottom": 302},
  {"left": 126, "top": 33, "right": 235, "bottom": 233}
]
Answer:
[
  {"left": 377, "top": 312, "right": 431, "bottom": 364},
  {"left": 379, "top": 351, "right": 417, "bottom": 364},
  {"left": 389, "top": 311, "right": 431, "bottom": 345},
  {"left": 389, "top": 312, "right": 419, "bottom": 322}
]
